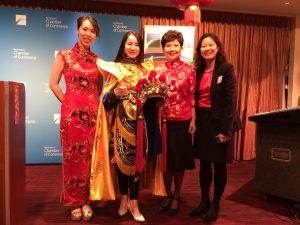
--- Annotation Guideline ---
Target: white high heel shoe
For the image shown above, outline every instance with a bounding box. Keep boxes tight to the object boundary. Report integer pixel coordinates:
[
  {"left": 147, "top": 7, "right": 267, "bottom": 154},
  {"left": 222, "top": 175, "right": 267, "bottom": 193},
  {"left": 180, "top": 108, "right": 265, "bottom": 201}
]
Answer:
[
  {"left": 127, "top": 202, "right": 145, "bottom": 222},
  {"left": 118, "top": 196, "right": 128, "bottom": 216}
]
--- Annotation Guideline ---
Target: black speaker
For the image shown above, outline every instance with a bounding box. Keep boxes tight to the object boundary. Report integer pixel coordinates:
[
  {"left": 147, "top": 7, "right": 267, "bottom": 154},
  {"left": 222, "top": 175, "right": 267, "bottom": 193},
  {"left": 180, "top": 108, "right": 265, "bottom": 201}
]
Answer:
[{"left": 249, "top": 107, "right": 300, "bottom": 202}]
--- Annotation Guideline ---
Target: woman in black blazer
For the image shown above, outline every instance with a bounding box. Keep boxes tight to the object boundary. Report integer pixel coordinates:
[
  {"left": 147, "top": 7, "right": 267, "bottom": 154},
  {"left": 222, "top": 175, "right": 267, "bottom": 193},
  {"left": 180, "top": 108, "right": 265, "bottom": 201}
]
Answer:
[{"left": 190, "top": 33, "right": 241, "bottom": 222}]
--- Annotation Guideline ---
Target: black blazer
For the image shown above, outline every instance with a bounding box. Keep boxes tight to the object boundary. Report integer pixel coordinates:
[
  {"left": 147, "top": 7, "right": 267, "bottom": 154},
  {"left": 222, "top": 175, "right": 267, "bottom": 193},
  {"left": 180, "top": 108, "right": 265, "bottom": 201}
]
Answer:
[{"left": 195, "top": 62, "right": 240, "bottom": 137}]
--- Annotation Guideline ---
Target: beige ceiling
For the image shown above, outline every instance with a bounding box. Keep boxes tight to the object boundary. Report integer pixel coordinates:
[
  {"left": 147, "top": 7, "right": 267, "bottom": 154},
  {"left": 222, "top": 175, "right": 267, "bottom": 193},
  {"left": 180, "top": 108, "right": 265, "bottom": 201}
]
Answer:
[{"left": 97, "top": 0, "right": 300, "bottom": 17}]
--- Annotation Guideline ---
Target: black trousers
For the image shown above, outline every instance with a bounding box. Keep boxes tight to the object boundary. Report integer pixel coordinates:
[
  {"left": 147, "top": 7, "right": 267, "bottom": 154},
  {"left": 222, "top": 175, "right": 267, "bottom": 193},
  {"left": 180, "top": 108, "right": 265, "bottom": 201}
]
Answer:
[{"left": 117, "top": 167, "right": 140, "bottom": 200}]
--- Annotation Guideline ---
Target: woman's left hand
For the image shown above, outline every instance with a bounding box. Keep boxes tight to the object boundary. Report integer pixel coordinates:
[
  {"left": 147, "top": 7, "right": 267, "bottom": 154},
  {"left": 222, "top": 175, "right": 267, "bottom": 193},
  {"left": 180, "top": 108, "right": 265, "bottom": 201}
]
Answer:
[
  {"left": 217, "top": 133, "right": 231, "bottom": 143},
  {"left": 114, "top": 85, "right": 128, "bottom": 98}
]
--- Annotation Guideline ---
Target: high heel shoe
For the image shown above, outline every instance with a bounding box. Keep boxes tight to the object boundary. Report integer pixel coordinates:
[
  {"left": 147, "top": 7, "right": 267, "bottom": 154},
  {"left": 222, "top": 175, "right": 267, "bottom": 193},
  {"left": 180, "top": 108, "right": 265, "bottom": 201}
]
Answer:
[
  {"left": 204, "top": 203, "right": 220, "bottom": 222},
  {"left": 118, "top": 208, "right": 128, "bottom": 216},
  {"left": 127, "top": 202, "right": 145, "bottom": 222},
  {"left": 71, "top": 206, "right": 82, "bottom": 221},
  {"left": 118, "top": 195, "right": 128, "bottom": 216},
  {"left": 189, "top": 199, "right": 211, "bottom": 217},
  {"left": 159, "top": 196, "right": 172, "bottom": 213},
  {"left": 168, "top": 198, "right": 180, "bottom": 216},
  {"left": 82, "top": 204, "right": 93, "bottom": 222}
]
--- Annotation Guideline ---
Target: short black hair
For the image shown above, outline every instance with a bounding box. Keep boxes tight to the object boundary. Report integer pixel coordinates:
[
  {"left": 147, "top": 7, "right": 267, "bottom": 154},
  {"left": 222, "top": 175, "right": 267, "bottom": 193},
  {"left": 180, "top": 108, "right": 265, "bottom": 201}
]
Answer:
[{"left": 161, "top": 30, "right": 184, "bottom": 48}]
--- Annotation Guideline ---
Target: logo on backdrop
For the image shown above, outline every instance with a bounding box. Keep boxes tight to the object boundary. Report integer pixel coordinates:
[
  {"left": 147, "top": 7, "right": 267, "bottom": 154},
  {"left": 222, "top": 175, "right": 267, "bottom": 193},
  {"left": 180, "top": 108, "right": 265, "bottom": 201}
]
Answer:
[
  {"left": 26, "top": 116, "right": 36, "bottom": 124},
  {"left": 13, "top": 48, "right": 37, "bottom": 60},
  {"left": 16, "top": 14, "right": 26, "bottom": 26},
  {"left": 112, "top": 22, "right": 130, "bottom": 33},
  {"left": 45, "top": 17, "right": 68, "bottom": 29},
  {"left": 43, "top": 146, "right": 62, "bottom": 157},
  {"left": 54, "top": 114, "right": 60, "bottom": 124}
]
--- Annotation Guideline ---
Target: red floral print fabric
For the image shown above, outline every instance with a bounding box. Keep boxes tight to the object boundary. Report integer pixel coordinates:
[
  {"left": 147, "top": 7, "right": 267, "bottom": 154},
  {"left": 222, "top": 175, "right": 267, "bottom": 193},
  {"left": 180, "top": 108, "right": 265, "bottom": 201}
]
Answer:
[{"left": 58, "top": 43, "right": 100, "bottom": 206}]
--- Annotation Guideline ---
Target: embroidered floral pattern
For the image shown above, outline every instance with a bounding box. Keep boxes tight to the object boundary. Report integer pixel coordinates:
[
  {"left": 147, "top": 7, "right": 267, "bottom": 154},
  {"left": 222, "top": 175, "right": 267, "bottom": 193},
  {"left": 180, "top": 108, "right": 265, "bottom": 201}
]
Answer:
[
  {"left": 64, "top": 139, "right": 92, "bottom": 163},
  {"left": 155, "top": 59, "right": 196, "bottom": 121},
  {"left": 64, "top": 175, "right": 90, "bottom": 199}
]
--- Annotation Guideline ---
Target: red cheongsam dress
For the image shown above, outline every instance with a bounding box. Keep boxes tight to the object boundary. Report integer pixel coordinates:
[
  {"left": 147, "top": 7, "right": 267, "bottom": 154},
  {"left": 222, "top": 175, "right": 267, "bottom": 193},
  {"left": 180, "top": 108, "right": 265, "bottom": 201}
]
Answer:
[{"left": 58, "top": 43, "right": 100, "bottom": 206}]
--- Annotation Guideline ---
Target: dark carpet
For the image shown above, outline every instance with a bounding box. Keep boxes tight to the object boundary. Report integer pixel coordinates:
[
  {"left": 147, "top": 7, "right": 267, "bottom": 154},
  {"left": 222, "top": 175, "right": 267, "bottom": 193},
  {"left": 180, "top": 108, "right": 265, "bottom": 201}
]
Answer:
[{"left": 26, "top": 161, "right": 300, "bottom": 225}]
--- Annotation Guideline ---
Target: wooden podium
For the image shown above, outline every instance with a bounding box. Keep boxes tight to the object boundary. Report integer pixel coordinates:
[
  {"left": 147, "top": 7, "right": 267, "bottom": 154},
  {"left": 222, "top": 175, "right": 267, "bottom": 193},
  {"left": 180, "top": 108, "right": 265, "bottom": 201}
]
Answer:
[
  {"left": 249, "top": 107, "right": 300, "bottom": 203},
  {"left": 0, "top": 81, "right": 25, "bottom": 225}
]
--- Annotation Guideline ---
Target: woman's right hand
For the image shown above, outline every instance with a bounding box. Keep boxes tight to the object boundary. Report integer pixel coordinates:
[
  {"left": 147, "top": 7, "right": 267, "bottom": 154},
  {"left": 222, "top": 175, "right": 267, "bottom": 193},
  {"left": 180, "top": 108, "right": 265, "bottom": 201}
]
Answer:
[{"left": 114, "top": 85, "right": 128, "bottom": 98}]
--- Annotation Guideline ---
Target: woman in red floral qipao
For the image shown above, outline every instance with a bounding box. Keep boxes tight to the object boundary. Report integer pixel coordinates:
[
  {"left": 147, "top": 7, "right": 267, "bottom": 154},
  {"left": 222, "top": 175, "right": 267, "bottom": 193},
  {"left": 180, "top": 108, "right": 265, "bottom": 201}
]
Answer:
[
  {"left": 49, "top": 16, "right": 102, "bottom": 222},
  {"left": 155, "top": 30, "right": 196, "bottom": 215}
]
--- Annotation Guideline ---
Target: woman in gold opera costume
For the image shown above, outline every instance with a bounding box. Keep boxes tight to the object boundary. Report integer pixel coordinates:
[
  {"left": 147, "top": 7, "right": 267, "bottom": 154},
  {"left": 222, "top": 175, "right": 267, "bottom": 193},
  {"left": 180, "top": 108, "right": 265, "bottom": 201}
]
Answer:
[{"left": 90, "top": 30, "right": 166, "bottom": 223}]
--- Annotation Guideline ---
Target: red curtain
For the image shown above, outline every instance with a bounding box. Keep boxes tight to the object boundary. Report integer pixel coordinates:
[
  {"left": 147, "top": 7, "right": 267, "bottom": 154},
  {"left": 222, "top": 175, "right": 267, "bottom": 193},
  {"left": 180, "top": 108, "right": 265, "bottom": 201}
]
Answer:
[
  {"left": 2, "top": 0, "right": 291, "bottom": 160},
  {"left": 141, "top": 11, "right": 291, "bottom": 160}
]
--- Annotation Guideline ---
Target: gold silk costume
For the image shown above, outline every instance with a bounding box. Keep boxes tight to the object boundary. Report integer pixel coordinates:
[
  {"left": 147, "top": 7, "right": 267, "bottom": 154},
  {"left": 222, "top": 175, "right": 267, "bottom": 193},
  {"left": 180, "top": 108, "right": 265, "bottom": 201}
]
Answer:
[{"left": 90, "top": 58, "right": 166, "bottom": 201}]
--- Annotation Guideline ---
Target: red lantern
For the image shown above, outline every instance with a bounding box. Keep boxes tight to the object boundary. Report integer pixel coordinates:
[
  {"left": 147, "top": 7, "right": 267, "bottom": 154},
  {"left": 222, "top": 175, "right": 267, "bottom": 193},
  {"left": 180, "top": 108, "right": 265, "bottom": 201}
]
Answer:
[{"left": 170, "top": 0, "right": 214, "bottom": 25}]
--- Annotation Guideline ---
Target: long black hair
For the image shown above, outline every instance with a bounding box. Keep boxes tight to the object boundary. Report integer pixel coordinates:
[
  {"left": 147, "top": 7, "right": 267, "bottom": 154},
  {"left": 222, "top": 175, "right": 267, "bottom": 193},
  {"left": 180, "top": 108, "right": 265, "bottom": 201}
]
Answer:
[
  {"left": 194, "top": 33, "right": 227, "bottom": 71},
  {"left": 114, "top": 30, "right": 144, "bottom": 64}
]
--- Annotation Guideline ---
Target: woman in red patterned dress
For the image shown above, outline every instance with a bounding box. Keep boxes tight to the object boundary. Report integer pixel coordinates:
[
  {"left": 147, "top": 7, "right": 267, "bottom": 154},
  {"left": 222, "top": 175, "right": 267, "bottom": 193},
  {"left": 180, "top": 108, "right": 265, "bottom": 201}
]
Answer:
[{"left": 49, "top": 16, "right": 102, "bottom": 222}]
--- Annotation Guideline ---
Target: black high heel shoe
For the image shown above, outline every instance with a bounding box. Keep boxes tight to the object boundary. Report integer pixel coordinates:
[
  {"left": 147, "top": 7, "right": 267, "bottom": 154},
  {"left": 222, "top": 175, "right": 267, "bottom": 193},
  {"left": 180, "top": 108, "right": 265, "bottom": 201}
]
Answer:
[
  {"left": 189, "top": 199, "right": 211, "bottom": 217},
  {"left": 159, "top": 196, "right": 172, "bottom": 213},
  {"left": 168, "top": 198, "right": 180, "bottom": 216},
  {"left": 204, "top": 203, "right": 220, "bottom": 222}
]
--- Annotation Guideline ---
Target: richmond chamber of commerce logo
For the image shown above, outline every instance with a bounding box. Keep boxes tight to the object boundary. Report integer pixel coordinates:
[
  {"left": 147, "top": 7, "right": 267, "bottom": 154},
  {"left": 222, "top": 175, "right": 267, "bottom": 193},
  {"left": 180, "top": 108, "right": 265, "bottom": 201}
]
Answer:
[
  {"left": 45, "top": 17, "right": 68, "bottom": 29},
  {"left": 112, "top": 22, "right": 131, "bottom": 33},
  {"left": 44, "top": 146, "right": 62, "bottom": 157},
  {"left": 13, "top": 48, "right": 37, "bottom": 60},
  {"left": 16, "top": 14, "right": 26, "bottom": 26}
]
